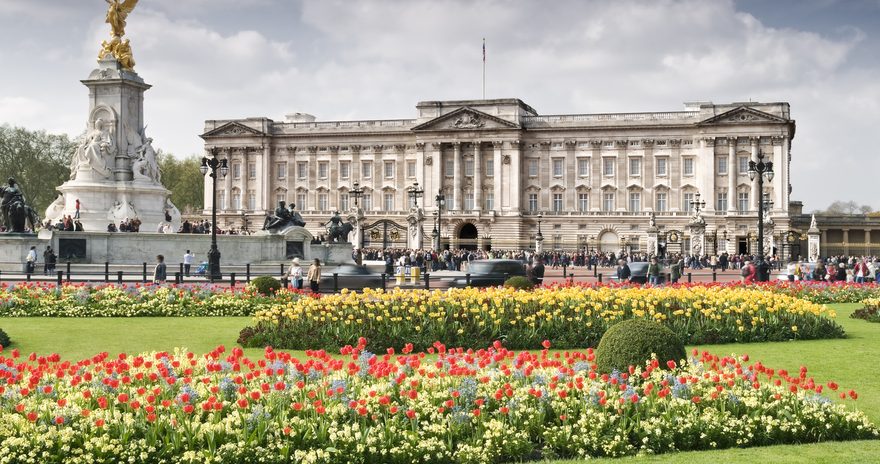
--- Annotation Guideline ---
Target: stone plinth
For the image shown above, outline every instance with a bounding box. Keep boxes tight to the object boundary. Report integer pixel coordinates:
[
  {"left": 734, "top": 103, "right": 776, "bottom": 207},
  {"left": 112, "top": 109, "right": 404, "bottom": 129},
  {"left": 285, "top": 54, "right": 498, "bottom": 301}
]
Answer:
[
  {"left": 54, "top": 179, "right": 177, "bottom": 233},
  {"left": 309, "top": 243, "right": 355, "bottom": 265}
]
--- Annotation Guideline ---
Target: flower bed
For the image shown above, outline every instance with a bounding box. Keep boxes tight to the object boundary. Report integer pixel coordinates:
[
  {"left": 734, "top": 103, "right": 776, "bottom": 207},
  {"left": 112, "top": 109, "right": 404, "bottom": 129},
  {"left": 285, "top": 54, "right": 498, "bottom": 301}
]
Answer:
[
  {"left": 755, "top": 281, "right": 880, "bottom": 304},
  {"left": 239, "top": 286, "right": 844, "bottom": 351},
  {"left": 0, "top": 341, "right": 873, "bottom": 463},
  {"left": 852, "top": 298, "right": 880, "bottom": 323},
  {"left": 0, "top": 283, "right": 302, "bottom": 317}
]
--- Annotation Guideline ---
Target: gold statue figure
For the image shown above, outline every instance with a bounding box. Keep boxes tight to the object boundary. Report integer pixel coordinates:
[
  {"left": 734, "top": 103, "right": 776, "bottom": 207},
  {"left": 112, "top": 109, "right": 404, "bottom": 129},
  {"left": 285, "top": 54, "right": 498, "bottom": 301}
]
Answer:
[{"left": 98, "top": 0, "right": 139, "bottom": 71}]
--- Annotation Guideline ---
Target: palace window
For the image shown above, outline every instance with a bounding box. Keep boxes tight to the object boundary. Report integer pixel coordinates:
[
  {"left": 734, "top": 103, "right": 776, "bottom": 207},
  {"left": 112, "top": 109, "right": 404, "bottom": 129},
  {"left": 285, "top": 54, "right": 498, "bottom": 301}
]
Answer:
[
  {"left": 340, "top": 161, "right": 350, "bottom": 180},
  {"left": 656, "top": 158, "right": 667, "bottom": 176},
  {"left": 578, "top": 193, "right": 589, "bottom": 212},
  {"left": 318, "top": 162, "right": 328, "bottom": 179},
  {"left": 384, "top": 161, "right": 394, "bottom": 178},
  {"left": 683, "top": 192, "right": 694, "bottom": 213},
  {"left": 465, "top": 158, "right": 474, "bottom": 177},
  {"left": 445, "top": 158, "right": 454, "bottom": 177},
  {"left": 275, "top": 191, "right": 286, "bottom": 204},
  {"left": 629, "top": 192, "right": 641, "bottom": 212},
  {"left": 552, "top": 193, "right": 563, "bottom": 212},
  {"left": 362, "top": 161, "right": 372, "bottom": 179},
  {"left": 485, "top": 192, "right": 494, "bottom": 210},
  {"left": 528, "top": 193, "right": 538, "bottom": 212},
  {"left": 552, "top": 159, "right": 563, "bottom": 177},
  {"left": 655, "top": 192, "right": 668, "bottom": 212},
  {"left": 297, "top": 162, "right": 307, "bottom": 179},
  {"left": 717, "top": 192, "right": 728, "bottom": 211},
  {"left": 577, "top": 158, "right": 589, "bottom": 177},
  {"left": 318, "top": 193, "right": 328, "bottom": 211},
  {"left": 738, "top": 192, "right": 749, "bottom": 212},
  {"left": 718, "top": 157, "right": 728, "bottom": 175},
  {"left": 275, "top": 163, "right": 287, "bottom": 179},
  {"left": 232, "top": 163, "right": 241, "bottom": 179},
  {"left": 248, "top": 163, "right": 256, "bottom": 179},
  {"left": 362, "top": 193, "right": 372, "bottom": 211},
  {"left": 218, "top": 190, "right": 226, "bottom": 210},
  {"left": 528, "top": 159, "right": 539, "bottom": 177},
  {"left": 485, "top": 158, "right": 494, "bottom": 177},
  {"left": 296, "top": 193, "right": 307, "bottom": 210},
  {"left": 602, "top": 193, "right": 614, "bottom": 212},
  {"left": 738, "top": 156, "right": 749, "bottom": 174},
  {"left": 464, "top": 191, "right": 474, "bottom": 210},
  {"left": 340, "top": 193, "right": 349, "bottom": 212},
  {"left": 603, "top": 158, "right": 615, "bottom": 176},
  {"left": 406, "top": 160, "right": 416, "bottom": 178},
  {"left": 231, "top": 191, "right": 241, "bottom": 210},
  {"left": 629, "top": 158, "right": 641, "bottom": 176},
  {"left": 683, "top": 158, "right": 694, "bottom": 176},
  {"left": 383, "top": 192, "right": 394, "bottom": 211}
]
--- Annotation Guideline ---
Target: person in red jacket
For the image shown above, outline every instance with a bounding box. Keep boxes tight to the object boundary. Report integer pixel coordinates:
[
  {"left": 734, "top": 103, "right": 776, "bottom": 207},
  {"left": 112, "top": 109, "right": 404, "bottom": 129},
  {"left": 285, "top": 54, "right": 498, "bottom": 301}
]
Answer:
[
  {"left": 854, "top": 259, "right": 870, "bottom": 284},
  {"left": 741, "top": 260, "right": 757, "bottom": 283}
]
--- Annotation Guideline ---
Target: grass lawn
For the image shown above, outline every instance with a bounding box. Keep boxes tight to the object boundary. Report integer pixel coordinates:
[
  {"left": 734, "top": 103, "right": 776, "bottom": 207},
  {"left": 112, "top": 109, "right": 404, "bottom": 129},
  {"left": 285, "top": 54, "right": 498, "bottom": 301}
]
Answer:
[{"left": 0, "top": 303, "right": 878, "bottom": 463}]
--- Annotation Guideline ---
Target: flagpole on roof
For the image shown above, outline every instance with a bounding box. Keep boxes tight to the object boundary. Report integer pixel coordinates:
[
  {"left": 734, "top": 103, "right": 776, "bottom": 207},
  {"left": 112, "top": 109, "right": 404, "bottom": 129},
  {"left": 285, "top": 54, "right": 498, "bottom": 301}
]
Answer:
[{"left": 482, "top": 38, "right": 486, "bottom": 100}]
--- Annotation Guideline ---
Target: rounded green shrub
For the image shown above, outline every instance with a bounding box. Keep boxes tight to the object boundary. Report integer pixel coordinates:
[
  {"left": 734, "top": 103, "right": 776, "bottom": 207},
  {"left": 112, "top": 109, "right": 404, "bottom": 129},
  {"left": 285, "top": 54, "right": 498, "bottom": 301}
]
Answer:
[
  {"left": 595, "top": 319, "right": 686, "bottom": 373},
  {"left": 0, "top": 328, "right": 9, "bottom": 349},
  {"left": 504, "top": 276, "right": 535, "bottom": 290},
  {"left": 250, "top": 276, "right": 282, "bottom": 295}
]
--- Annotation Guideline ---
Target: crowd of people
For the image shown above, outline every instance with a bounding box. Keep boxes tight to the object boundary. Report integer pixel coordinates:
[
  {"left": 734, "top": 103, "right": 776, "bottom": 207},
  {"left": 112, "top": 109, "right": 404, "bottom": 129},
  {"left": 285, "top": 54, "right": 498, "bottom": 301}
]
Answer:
[
  {"left": 177, "top": 219, "right": 251, "bottom": 235},
  {"left": 42, "top": 216, "right": 84, "bottom": 232}
]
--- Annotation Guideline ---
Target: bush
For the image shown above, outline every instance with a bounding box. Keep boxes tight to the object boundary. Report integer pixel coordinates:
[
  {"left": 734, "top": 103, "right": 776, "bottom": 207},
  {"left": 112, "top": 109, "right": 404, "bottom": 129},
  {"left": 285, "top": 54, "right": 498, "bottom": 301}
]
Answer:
[
  {"left": 504, "top": 276, "right": 535, "bottom": 290},
  {"left": 852, "top": 306, "right": 880, "bottom": 323},
  {"left": 0, "top": 328, "right": 9, "bottom": 349},
  {"left": 250, "top": 276, "right": 282, "bottom": 296},
  {"left": 596, "top": 319, "right": 686, "bottom": 373}
]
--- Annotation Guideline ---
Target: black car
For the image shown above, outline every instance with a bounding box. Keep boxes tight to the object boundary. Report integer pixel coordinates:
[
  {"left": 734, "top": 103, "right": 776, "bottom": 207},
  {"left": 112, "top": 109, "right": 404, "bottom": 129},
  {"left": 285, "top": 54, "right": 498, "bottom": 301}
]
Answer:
[
  {"left": 618, "top": 262, "right": 665, "bottom": 284},
  {"left": 319, "top": 264, "right": 385, "bottom": 291},
  {"left": 449, "top": 259, "right": 527, "bottom": 288}
]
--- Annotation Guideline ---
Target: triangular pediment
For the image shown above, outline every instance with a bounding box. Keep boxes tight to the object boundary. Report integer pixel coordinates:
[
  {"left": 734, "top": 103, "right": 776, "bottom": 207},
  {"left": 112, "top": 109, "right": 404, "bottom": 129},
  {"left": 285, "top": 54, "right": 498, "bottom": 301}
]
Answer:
[
  {"left": 202, "top": 122, "right": 265, "bottom": 138},
  {"left": 411, "top": 107, "right": 520, "bottom": 131},
  {"left": 699, "top": 106, "right": 789, "bottom": 125}
]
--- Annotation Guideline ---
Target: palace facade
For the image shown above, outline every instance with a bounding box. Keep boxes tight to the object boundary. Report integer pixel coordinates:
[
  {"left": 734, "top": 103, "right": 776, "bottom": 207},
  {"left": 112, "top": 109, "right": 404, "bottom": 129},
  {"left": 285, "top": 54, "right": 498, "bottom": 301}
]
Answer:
[{"left": 201, "top": 98, "right": 796, "bottom": 254}]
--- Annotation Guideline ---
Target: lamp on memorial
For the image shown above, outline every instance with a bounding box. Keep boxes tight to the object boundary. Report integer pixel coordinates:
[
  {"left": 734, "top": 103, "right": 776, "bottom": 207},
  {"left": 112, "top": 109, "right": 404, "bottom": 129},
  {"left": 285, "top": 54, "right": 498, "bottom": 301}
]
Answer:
[
  {"left": 407, "top": 182, "right": 424, "bottom": 208},
  {"left": 748, "top": 151, "right": 774, "bottom": 281},
  {"left": 200, "top": 149, "right": 228, "bottom": 282},
  {"left": 434, "top": 191, "right": 446, "bottom": 250}
]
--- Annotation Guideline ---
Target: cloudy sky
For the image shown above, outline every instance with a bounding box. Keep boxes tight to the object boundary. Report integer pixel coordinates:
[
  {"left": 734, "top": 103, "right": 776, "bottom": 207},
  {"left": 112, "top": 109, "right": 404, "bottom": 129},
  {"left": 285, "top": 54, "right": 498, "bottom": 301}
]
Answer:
[{"left": 0, "top": 0, "right": 878, "bottom": 211}]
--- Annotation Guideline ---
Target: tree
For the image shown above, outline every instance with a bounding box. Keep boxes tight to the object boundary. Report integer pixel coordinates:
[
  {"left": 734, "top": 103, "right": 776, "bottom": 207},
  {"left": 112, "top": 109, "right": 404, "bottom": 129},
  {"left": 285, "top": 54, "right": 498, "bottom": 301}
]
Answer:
[
  {"left": 157, "top": 153, "right": 203, "bottom": 213},
  {"left": 0, "top": 124, "right": 75, "bottom": 215},
  {"left": 813, "top": 200, "right": 873, "bottom": 215}
]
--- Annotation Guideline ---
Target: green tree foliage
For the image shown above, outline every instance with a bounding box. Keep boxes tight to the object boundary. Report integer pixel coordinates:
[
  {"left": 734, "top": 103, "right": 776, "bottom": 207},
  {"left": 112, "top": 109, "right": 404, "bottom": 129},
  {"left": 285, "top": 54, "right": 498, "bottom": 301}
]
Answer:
[
  {"left": 0, "top": 125, "right": 75, "bottom": 215},
  {"left": 157, "top": 153, "right": 203, "bottom": 214},
  {"left": 814, "top": 200, "right": 873, "bottom": 215}
]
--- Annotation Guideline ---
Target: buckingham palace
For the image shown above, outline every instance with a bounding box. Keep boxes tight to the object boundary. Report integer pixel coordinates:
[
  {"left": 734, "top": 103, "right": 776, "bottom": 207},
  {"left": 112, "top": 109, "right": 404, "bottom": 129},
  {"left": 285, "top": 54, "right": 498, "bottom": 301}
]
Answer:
[{"left": 201, "top": 98, "right": 796, "bottom": 255}]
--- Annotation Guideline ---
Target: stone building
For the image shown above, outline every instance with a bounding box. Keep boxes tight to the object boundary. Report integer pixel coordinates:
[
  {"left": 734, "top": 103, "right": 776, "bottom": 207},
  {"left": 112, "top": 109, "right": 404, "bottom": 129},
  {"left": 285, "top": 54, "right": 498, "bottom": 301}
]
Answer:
[{"left": 201, "top": 98, "right": 795, "bottom": 254}]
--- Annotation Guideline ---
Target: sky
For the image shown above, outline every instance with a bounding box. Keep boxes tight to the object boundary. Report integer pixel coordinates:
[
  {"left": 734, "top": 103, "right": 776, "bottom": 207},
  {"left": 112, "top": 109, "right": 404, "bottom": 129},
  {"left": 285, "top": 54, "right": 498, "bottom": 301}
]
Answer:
[{"left": 0, "top": 0, "right": 878, "bottom": 212}]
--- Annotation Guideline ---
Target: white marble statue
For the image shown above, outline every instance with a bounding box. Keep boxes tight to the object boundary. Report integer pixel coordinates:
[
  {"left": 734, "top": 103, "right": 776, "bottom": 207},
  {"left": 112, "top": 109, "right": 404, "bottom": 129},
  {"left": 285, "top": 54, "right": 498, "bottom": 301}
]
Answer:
[
  {"left": 132, "top": 137, "right": 160, "bottom": 183},
  {"left": 70, "top": 118, "right": 114, "bottom": 180},
  {"left": 45, "top": 194, "right": 65, "bottom": 222},
  {"left": 108, "top": 200, "right": 138, "bottom": 222}
]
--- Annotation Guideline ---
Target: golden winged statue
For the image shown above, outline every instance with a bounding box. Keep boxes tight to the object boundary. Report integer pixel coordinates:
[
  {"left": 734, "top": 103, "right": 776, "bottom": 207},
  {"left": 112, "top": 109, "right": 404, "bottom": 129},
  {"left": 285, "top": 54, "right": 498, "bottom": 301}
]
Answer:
[{"left": 98, "top": 0, "right": 139, "bottom": 71}]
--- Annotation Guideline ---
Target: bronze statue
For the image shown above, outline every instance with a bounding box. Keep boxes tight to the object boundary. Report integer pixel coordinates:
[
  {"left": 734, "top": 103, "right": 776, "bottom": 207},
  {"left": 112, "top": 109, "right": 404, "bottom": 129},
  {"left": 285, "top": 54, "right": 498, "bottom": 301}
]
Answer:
[
  {"left": 98, "top": 0, "right": 139, "bottom": 70},
  {"left": 262, "top": 201, "right": 306, "bottom": 231},
  {"left": 0, "top": 178, "right": 40, "bottom": 233},
  {"left": 324, "top": 211, "right": 353, "bottom": 243}
]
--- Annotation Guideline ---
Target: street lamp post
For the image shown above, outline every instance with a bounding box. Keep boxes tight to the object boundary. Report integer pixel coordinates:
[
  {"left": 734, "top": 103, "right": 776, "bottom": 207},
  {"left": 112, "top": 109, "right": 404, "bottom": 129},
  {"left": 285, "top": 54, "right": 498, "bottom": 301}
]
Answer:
[
  {"left": 535, "top": 212, "right": 544, "bottom": 253},
  {"left": 748, "top": 151, "right": 775, "bottom": 281},
  {"left": 349, "top": 182, "right": 365, "bottom": 250},
  {"left": 200, "top": 150, "right": 228, "bottom": 282},
  {"left": 407, "top": 182, "right": 424, "bottom": 208},
  {"left": 434, "top": 191, "right": 445, "bottom": 250}
]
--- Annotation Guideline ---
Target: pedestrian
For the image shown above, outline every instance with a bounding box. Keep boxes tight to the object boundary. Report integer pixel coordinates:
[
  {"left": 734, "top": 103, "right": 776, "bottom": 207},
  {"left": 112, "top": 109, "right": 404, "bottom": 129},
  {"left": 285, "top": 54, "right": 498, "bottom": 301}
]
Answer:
[
  {"left": 42, "top": 246, "right": 56, "bottom": 275},
  {"left": 307, "top": 258, "right": 321, "bottom": 293},
  {"left": 647, "top": 256, "right": 661, "bottom": 285},
  {"left": 74, "top": 198, "right": 81, "bottom": 219},
  {"left": 183, "top": 250, "right": 195, "bottom": 276},
  {"left": 25, "top": 245, "right": 37, "bottom": 275},
  {"left": 670, "top": 256, "right": 682, "bottom": 284},
  {"left": 286, "top": 257, "right": 304, "bottom": 290},
  {"left": 742, "top": 260, "right": 756, "bottom": 283},
  {"left": 615, "top": 259, "right": 631, "bottom": 283},
  {"left": 153, "top": 254, "right": 167, "bottom": 284},
  {"left": 531, "top": 257, "right": 545, "bottom": 286}
]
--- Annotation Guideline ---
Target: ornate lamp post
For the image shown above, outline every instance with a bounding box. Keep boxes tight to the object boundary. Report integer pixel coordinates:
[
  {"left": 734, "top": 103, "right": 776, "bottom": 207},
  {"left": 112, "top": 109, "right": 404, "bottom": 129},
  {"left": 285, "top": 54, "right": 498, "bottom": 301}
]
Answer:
[
  {"left": 690, "top": 192, "right": 706, "bottom": 215},
  {"left": 748, "top": 152, "right": 774, "bottom": 281},
  {"left": 200, "top": 150, "right": 228, "bottom": 282},
  {"left": 407, "top": 182, "right": 424, "bottom": 208},
  {"left": 350, "top": 182, "right": 365, "bottom": 249},
  {"left": 431, "top": 211, "right": 439, "bottom": 247},
  {"left": 434, "top": 191, "right": 445, "bottom": 250},
  {"left": 535, "top": 212, "right": 544, "bottom": 253}
]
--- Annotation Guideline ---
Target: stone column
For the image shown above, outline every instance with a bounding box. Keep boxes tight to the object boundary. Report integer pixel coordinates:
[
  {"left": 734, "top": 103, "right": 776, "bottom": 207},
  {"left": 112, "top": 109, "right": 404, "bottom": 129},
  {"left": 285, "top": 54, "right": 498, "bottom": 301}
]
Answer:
[
  {"left": 699, "top": 137, "right": 715, "bottom": 212},
  {"left": 261, "top": 145, "right": 271, "bottom": 212},
  {"left": 509, "top": 140, "right": 522, "bottom": 211},
  {"left": 646, "top": 227, "right": 659, "bottom": 256},
  {"left": 452, "top": 142, "right": 462, "bottom": 211},
  {"left": 351, "top": 145, "right": 361, "bottom": 184},
  {"left": 750, "top": 137, "right": 759, "bottom": 210},
  {"left": 473, "top": 141, "right": 482, "bottom": 211},
  {"left": 416, "top": 143, "right": 426, "bottom": 194},
  {"left": 329, "top": 146, "right": 339, "bottom": 211},
  {"left": 772, "top": 136, "right": 785, "bottom": 211},
  {"left": 807, "top": 215, "right": 821, "bottom": 263},
  {"left": 307, "top": 146, "right": 318, "bottom": 211},
  {"left": 395, "top": 144, "right": 406, "bottom": 211},
  {"left": 492, "top": 141, "right": 502, "bottom": 212},
  {"left": 689, "top": 223, "right": 706, "bottom": 257},
  {"left": 843, "top": 229, "right": 850, "bottom": 256},
  {"left": 535, "top": 234, "right": 544, "bottom": 253},
  {"left": 432, "top": 143, "right": 442, "bottom": 212},
  {"left": 240, "top": 150, "right": 249, "bottom": 211},
  {"left": 727, "top": 137, "right": 737, "bottom": 213},
  {"left": 223, "top": 148, "right": 233, "bottom": 212}
]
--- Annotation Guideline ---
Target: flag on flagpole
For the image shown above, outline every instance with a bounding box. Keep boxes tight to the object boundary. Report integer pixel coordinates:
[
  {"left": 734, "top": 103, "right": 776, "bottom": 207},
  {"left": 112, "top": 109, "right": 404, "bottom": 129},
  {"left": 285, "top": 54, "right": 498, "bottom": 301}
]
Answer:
[{"left": 482, "top": 38, "right": 486, "bottom": 63}]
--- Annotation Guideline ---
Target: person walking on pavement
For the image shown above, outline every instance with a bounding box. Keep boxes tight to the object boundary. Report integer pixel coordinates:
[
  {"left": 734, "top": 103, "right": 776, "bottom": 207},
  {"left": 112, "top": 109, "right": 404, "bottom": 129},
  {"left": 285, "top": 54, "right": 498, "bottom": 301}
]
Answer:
[
  {"left": 25, "top": 246, "right": 37, "bottom": 275},
  {"left": 43, "top": 246, "right": 56, "bottom": 275},
  {"left": 307, "top": 258, "right": 322, "bottom": 293},
  {"left": 647, "top": 256, "right": 661, "bottom": 286},
  {"left": 183, "top": 250, "right": 195, "bottom": 277},
  {"left": 286, "top": 257, "right": 304, "bottom": 290},
  {"left": 153, "top": 254, "right": 167, "bottom": 284},
  {"left": 616, "top": 259, "right": 631, "bottom": 283}
]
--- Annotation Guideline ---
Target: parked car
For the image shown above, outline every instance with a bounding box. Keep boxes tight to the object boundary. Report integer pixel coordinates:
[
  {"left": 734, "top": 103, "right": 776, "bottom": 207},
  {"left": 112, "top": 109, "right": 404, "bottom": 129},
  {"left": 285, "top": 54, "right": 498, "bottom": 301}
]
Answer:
[
  {"left": 319, "top": 264, "right": 385, "bottom": 291},
  {"left": 449, "top": 259, "right": 528, "bottom": 288}
]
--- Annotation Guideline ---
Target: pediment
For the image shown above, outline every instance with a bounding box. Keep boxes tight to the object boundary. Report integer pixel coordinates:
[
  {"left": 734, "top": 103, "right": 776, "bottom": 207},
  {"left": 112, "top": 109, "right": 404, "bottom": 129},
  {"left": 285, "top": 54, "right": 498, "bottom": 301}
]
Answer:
[
  {"left": 202, "top": 122, "right": 265, "bottom": 138},
  {"left": 411, "top": 107, "right": 520, "bottom": 131},
  {"left": 699, "top": 106, "right": 789, "bottom": 125}
]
